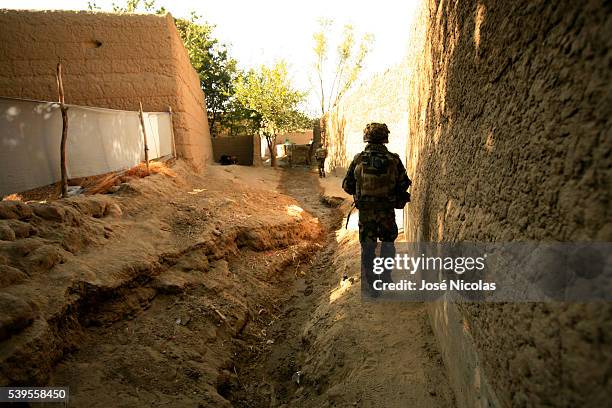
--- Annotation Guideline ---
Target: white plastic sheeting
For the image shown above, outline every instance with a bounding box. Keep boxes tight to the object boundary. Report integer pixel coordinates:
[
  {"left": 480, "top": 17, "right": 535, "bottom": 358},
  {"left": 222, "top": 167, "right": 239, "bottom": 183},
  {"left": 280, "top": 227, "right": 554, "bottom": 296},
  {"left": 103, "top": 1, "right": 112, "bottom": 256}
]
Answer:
[{"left": 0, "top": 97, "right": 173, "bottom": 196}]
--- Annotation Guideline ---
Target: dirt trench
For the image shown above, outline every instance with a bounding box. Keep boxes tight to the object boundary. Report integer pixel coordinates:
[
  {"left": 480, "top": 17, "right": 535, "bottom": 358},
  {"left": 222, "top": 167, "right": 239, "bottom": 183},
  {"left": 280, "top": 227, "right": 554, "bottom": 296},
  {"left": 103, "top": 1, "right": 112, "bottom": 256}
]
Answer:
[
  {"left": 32, "top": 167, "right": 339, "bottom": 407},
  {"left": 224, "top": 170, "right": 456, "bottom": 408},
  {"left": 5, "top": 166, "right": 454, "bottom": 407},
  {"left": 223, "top": 168, "right": 345, "bottom": 407}
]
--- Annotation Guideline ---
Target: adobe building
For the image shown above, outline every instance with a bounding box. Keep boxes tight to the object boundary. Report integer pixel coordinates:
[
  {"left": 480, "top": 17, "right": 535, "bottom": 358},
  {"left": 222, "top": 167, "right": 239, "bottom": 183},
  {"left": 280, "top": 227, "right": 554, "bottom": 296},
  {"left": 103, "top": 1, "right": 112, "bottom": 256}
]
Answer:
[{"left": 0, "top": 9, "right": 213, "bottom": 168}]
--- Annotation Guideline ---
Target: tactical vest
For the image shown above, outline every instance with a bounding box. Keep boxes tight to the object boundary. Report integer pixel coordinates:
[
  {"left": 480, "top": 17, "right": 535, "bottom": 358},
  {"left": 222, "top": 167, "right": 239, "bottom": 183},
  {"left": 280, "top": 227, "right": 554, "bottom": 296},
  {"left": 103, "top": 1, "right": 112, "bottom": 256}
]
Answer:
[{"left": 354, "top": 150, "right": 398, "bottom": 207}]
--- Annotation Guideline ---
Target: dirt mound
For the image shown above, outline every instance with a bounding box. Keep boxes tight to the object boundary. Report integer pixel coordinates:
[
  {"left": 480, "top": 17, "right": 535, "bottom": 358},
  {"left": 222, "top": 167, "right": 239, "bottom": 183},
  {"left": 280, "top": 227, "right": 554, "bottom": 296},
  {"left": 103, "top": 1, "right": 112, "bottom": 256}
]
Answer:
[
  {"left": 1, "top": 165, "right": 456, "bottom": 408},
  {"left": 0, "top": 162, "right": 323, "bottom": 390},
  {"left": 224, "top": 185, "right": 455, "bottom": 407}
]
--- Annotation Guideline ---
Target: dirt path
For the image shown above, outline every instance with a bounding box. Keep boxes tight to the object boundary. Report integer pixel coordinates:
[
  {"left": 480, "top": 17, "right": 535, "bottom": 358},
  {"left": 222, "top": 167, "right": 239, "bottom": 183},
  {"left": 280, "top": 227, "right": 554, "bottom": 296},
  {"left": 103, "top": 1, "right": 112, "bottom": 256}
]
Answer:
[
  {"left": 226, "top": 168, "right": 344, "bottom": 407},
  {"left": 29, "top": 165, "right": 454, "bottom": 407},
  {"left": 226, "top": 168, "right": 456, "bottom": 408},
  {"left": 40, "top": 167, "right": 329, "bottom": 407}
]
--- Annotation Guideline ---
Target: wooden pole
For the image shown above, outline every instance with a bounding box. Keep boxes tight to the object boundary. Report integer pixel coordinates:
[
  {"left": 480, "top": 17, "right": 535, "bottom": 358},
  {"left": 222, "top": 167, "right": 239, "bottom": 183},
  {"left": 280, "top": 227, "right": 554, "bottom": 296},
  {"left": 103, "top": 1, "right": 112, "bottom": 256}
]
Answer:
[
  {"left": 56, "top": 61, "right": 69, "bottom": 198},
  {"left": 138, "top": 101, "right": 150, "bottom": 173},
  {"left": 168, "top": 106, "right": 177, "bottom": 158}
]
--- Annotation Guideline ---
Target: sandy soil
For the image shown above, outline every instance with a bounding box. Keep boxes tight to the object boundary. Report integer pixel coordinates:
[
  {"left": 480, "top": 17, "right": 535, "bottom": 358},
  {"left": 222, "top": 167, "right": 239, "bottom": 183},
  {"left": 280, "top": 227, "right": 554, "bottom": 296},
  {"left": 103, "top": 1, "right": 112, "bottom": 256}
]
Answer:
[
  {"left": 227, "top": 173, "right": 455, "bottom": 408},
  {"left": 0, "top": 162, "right": 454, "bottom": 407}
]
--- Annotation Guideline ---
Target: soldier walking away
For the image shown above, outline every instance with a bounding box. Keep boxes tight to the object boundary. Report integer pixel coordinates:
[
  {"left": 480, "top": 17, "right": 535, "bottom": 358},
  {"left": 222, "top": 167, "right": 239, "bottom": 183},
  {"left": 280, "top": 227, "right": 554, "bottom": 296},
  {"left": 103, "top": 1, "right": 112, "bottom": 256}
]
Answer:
[
  {"left": 342, "top": 123, "right": 411, "bottom": 298},
  {"left": 315, "top": 145, "right": 328, "bottom": 178}
]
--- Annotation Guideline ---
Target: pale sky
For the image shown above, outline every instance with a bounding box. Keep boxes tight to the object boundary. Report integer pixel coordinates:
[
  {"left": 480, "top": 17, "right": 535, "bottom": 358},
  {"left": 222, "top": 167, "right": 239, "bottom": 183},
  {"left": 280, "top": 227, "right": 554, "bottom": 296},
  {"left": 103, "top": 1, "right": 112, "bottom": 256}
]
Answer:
[{"left": 0, "top": 0, "right": 420, "bottom": 114}]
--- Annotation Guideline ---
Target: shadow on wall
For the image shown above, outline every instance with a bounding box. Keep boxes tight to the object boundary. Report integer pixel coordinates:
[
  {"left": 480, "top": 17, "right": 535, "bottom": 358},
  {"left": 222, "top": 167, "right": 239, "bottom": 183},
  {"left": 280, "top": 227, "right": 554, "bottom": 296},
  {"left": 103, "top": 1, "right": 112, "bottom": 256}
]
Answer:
[
  {"left": 211, "top": 135, "right": 254, "bottom": 165},
  {"left": 1, "top": 101, "right": 63, "bottom": 194},
  {"left": 407, "top": 0, "right": 611, "bottom": 407},
  {"left": 68, "top": 108, "right": 143, "bottom": 178},
  {"left": 0, "top": 97, "right": 173, "bottom": 196}
]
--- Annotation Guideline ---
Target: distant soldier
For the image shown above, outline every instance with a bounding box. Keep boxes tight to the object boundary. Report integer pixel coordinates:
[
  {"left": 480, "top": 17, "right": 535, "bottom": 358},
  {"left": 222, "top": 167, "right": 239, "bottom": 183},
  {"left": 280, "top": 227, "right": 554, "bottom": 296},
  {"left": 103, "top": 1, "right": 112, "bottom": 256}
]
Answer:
[
  {"left": 315, "top": 145, "right": 328, "bottom": 178},
  {"left": 342, "top": 123, "right": 411, "bottom": 297}
]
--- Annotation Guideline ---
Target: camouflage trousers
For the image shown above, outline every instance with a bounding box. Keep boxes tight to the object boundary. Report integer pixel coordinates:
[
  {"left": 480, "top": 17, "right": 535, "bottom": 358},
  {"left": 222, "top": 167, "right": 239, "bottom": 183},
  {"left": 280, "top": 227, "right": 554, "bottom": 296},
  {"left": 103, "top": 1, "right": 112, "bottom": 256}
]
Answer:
[
  {"left": 358, "top": 208, "right": 398, "bottom": 291},
  {"left": 317, "top": 159, "right": 325, "bottom": 177}
]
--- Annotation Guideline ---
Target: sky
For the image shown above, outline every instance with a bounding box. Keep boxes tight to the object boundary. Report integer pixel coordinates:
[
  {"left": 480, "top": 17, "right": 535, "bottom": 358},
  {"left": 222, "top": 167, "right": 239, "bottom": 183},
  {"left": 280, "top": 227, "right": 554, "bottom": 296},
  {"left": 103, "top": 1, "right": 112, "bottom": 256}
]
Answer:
[{"left": 0, "top": 0, "right": 420, "bottom": 114}]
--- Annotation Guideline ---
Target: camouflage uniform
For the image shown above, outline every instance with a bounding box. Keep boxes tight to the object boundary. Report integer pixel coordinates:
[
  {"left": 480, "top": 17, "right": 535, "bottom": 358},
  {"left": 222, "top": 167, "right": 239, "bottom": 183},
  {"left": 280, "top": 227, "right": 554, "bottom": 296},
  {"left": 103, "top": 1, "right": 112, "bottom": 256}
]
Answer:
[
  {"left": 315, "top": 147, "right": 328, "bottom": 178},
  {"left": 342, "top": 124, "right": 411, "bottom": 295}
]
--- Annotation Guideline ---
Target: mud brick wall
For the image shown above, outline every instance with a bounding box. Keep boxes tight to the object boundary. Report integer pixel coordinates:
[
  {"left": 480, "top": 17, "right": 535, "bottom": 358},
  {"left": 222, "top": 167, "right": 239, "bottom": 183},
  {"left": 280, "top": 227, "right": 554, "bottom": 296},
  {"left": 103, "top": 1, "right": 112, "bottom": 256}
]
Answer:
[
  {"left": 405, "top": 1, "right": 611, "bottom": 407},
  {"left": 325, "top": 0, "right": 611, "bottom": 406},
  {"left": 211, "top": 135, "right": 254, "bottom": 165},
  {"left": 0, "top": 9, "right": 212, "bottom": 168},
  {"left": 289, "top": 145, "right": 311, "bottom": 165}
]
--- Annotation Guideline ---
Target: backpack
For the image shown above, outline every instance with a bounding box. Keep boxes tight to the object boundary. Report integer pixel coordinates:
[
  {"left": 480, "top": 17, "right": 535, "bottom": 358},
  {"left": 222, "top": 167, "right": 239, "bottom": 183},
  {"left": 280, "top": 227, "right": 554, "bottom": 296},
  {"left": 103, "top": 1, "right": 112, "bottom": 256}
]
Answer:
[{"left": 354, "top": 150, "right": 399, "bottom": 207}]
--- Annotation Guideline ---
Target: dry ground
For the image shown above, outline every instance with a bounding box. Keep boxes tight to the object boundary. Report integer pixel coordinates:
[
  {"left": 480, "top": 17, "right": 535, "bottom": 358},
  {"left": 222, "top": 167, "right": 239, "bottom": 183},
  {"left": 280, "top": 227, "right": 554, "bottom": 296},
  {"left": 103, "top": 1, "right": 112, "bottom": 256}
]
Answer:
[{"left": 0, "top": 162, "right": 454, "bottom": 407}]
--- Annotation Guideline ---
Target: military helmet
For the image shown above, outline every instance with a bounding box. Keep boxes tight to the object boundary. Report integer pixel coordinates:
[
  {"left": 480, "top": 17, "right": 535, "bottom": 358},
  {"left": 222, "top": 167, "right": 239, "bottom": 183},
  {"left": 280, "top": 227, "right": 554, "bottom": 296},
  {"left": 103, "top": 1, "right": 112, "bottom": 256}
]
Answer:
[{"left": 363, "top": 123, "right": 389, "bottom": 143}]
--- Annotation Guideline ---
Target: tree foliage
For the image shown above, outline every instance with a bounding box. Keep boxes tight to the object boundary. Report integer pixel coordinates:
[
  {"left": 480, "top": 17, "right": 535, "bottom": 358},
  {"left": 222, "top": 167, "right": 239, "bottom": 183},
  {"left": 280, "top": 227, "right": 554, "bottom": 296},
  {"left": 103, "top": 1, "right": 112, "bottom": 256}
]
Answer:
[
  {"left": 313, "top": 19, "right": 374, "bottom": 115},
  {"left": 220, "top": 98, "right": 263, "bottom": 137},
  {"left": 88, "top": 0, "right": 165, "bottom": 13},
  {"left": 174, "top": 14, "right": 238, "bottom": 136},
  {"left": 235, "top": 62, "right": 310, "bottom": 166}
]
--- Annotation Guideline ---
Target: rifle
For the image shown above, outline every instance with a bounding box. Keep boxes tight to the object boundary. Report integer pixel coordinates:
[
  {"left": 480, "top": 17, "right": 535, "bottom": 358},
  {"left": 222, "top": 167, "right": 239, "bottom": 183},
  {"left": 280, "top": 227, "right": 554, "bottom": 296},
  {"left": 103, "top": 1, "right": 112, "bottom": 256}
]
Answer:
[{"left": 345, "top": 201, "right": 356, "bottom": 229}]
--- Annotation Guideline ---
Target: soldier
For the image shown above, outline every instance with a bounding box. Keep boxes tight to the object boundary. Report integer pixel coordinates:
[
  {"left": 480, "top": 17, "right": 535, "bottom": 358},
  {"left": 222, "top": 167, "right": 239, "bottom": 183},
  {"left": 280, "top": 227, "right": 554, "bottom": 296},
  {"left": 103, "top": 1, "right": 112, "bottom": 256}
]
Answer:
[
  {"left": 315, "top": 145, "right": 328, "bottom": 178},
  {"left": 342, "top": 123, "right": 411, "bottom": 297}
]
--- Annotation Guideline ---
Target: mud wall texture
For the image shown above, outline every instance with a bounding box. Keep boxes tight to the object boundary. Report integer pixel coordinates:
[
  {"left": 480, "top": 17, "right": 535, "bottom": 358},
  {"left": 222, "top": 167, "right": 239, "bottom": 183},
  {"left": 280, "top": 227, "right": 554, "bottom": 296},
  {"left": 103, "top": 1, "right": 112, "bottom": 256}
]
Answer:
[
  {"left": 279, "top": 131, "right": 313, "bottom": 145},
  {"left": 324, "top": 61, "right": 410, "bottom": 173},
  {"left": 405, "top": 1, "right": 611, "bottom": 407},
  {"left": 0, "top": 9, "right": 212, "bottom": 168},
  {"left": 211, "top": 135, "right": 254, "bottom": 165},
  {"left": 325, "top": 0, "right": 611, "bottom": 406}
]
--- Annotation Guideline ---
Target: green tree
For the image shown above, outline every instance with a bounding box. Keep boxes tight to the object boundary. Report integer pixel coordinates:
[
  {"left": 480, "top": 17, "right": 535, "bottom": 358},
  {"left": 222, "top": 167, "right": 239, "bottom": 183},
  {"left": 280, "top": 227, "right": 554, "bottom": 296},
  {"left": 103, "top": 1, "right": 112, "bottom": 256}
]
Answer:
[
  {"left": 235, "top": 62, "right": 310, "bottom": 167},
  {"left": 174, "top": 14, "right": 238, "bottom": 137},
  {"left": 88, "top": 0, "right": 166, "bottom": 13},
  {"left": 221, "top": 99, "right": 263, "bottom": 137},
  {"left": 313, "top": 19, "right": 374, "bottom": 142}
]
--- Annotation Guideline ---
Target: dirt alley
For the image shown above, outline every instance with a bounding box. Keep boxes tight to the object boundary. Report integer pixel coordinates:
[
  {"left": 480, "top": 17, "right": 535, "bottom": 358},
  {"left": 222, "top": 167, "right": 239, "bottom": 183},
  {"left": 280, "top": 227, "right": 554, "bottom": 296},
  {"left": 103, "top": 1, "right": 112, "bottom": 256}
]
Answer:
[{"left": 2, "top": 163, "right": 454, "bottom": 407}]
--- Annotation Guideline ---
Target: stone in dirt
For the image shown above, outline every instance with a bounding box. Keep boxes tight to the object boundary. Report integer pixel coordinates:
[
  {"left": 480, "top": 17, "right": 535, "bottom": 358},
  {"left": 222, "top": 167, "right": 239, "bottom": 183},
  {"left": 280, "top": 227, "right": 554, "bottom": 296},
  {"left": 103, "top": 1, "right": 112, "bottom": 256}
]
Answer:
[
  {"left": 0, "top": 201, "right": 33, "bottom": 220},
  {"left": 0, "top": 292, "right": 37, "bottom": 341},
  {"left": 0, "top": 265, "right": 28, "bottom": 288},
  {"left": 105, "top": 203, "right": 123, "bottom": 218},
  {"left": 30, "top": 203, "right": 67, "bottom": 222},
  {"left": 26, "top": 244, "right": 66, "bottom": 271},
  {"left": 2, "top": 238, "right": 44, "bottom": 257},
  {"left": 6, "top": 220, "right": 37, "bottom": 239},
  {"left": 0, "top": 223, "right": 16, "bottom": 241},
  {"left": 68, "top": 196, "right": 113, "bottom": 218},
  {"left": 151, "top": 272, "right": 190, "bottom": 294}
]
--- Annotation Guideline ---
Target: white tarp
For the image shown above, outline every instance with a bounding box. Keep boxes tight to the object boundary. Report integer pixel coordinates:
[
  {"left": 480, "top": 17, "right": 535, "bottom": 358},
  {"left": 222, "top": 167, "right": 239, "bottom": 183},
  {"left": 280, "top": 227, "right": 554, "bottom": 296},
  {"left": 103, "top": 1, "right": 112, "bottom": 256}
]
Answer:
[{"left": 0, "top": 97, "right": 173, "bottom": 196}]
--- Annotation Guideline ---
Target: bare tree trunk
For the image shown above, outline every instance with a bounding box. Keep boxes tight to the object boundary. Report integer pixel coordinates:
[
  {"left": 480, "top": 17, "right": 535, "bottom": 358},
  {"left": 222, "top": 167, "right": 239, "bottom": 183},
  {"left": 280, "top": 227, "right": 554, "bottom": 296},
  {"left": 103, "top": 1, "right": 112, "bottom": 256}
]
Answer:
[
  {"left": 266, "top": 135, "right": 277, "bottom": 167},
  {"left": 208, "top": 111, "right": 217, "bottom": 137}
]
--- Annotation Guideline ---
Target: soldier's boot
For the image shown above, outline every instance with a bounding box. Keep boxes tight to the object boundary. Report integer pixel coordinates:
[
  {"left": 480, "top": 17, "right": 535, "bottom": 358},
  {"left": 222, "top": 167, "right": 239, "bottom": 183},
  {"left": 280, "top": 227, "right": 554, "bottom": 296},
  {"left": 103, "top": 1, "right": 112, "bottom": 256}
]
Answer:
[
  {"left": 360, "top": 241, "right": 379, "bottom": 297},
  {"left": 380, "top": 241, "right": 396, "bottom": 283}
]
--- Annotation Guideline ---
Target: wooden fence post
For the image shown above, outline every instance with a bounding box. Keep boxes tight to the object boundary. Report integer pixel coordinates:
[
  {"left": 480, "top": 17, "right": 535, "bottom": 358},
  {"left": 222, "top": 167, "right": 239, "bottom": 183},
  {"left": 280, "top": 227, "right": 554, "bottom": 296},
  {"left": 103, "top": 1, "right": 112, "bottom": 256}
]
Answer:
[
  {"left": 138, "top": 100, "right": 150, "bottom": 173},
  {"left": 168, "top": 106, "right": 177, "bottom": 158},
  {"left": 56, "top": 61, "right": 69, "bottom": 198}
]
